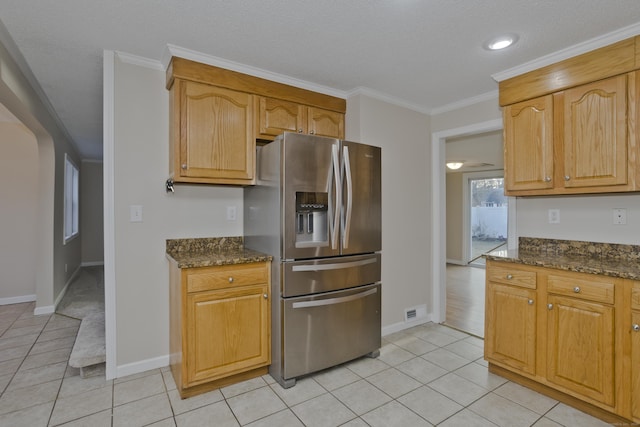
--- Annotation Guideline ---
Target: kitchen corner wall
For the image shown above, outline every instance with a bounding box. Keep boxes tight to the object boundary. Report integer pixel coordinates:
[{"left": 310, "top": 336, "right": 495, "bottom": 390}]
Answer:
[
  {"left": 111, "top": 54, "right": 243, "bottom": 369},
  {"left": 346, "top": 94, "right": 431, "bottom": 332}
]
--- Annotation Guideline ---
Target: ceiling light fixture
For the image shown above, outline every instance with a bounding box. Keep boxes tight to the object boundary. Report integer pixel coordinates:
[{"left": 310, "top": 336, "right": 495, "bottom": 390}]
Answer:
[
  {"left": 446, "top": 162, "right": 464, "bottom": 170},
  {"left": 483, "top": 34, "right": 519, "bottom": 51}
]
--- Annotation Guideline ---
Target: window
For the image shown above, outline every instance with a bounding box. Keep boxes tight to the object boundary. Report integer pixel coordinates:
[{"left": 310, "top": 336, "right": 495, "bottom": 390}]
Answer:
[{"left": 63, "top": 153, "right": 79, "bottom": 243}]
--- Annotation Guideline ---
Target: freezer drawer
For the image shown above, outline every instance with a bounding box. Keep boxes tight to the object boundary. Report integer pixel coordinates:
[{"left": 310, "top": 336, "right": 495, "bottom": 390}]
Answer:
[
  {"left": 282, "top": 283, "right": 381, "bottom": 381},
  {"left": 282, "top": 253, "right": 381, "bottom": 297}
]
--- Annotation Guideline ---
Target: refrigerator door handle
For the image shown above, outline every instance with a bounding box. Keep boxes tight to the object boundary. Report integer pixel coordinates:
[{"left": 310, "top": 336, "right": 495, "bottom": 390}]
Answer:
[
  {"left": 291, "top": 287, "right": 378, "bottom": 309},
  {"left": 342, "top": 145, "right": 353, "bottom": 248},
  {"left": 330, "top": 144, "right": 341, "bottom": 250},
  {"left": 291, "top": 257, "right": 378, "bottom": 272}
]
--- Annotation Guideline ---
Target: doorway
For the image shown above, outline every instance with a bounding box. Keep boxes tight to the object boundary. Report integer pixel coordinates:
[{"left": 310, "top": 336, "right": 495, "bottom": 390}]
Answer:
[{"left": 467, "top": 174, "right": 507, "bottom": 267}]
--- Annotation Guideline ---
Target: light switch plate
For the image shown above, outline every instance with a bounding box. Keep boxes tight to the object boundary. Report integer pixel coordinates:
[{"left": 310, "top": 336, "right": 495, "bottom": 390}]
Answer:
[{"left": 130, "top": 205, "right": 143, "bottom": 222}]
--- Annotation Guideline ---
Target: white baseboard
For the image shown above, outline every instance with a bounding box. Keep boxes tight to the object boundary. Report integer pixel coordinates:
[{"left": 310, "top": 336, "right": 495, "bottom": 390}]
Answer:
[
  {"left": 34, "top": 305, "right": 55, "bottom": 315},
  {"left": 33, "top": 265, "right": 83, "bottom": 316},
  {"left": 0, "top": 294, "right": 36, "bottom": 306},
  {"left": 81, "top": 261, "right": 104, "bottom": 267},
  {"left": 381, "top": 313, "right": 435, "bottom": 337},
  {"left": 116, "top": 354, "right": 170, "bottom": 378}
]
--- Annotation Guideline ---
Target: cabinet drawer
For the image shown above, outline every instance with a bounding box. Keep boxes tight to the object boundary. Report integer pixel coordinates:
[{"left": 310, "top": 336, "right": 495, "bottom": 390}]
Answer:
[
  {"left": 487, "top": 264, "right": 537, "bottom": 289},
  {"left": 632, "top": 282, "right": 640, "bottom": 311},
  {"left": 186, "top": 262, "right": 269, "bottom": 293},
  {"left": 547, "top": 274, "right": 614, "bottom": 304}
]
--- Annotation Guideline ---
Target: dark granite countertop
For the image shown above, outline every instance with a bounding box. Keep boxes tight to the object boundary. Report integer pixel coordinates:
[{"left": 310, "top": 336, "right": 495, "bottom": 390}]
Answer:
[
  {"left": 166, "top": 236, "right": 272, "bottom": 269},
  {"left": 485, "top": 238, "right": 640, "bottom": 281}
]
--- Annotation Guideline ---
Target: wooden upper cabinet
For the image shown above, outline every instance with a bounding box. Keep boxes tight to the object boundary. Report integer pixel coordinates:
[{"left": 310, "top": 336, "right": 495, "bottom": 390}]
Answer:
[
  {"left": 167, "top": 57, "right": 346, "bottom": 185},
  {"left": 256, "top": 97, "right": 305, "bottom": 139},
  {"left": 500, "top": 36, "right": 640, "bottom": 196},
  {"left": 307, "top": 107, "right": 345, "bottom": 139},
  {"left": 256, "top": 97, "right": 345, "bottom": 140},
  {"left": 172, "top": 79, "right": 255, "bottom": 185},
  {"left": 504, "top": 95, "right": 554, "bottom": 192},
  {"left": 562, "top": 75, "right": 628, "bottom": 188}
]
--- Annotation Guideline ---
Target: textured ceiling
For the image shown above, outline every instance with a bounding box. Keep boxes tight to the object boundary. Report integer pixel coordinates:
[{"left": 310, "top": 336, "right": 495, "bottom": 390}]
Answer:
[{"left": 1, "top": 1, "right": 640, "bottom": 160}]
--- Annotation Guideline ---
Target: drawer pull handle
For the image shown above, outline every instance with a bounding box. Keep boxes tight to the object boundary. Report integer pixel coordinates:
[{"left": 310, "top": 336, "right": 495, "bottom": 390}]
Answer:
[
  {"left": 633, "top": 324, "right": 640, "bottom": 332},
  {"left": 573, "top": 286, "right": 580, "bottom": 293},
  {"left": 528, "top": 299, "right": 534, "bottom": 305},
  {"left": 547, "top": 303, "right": 553, "bottom": 310},
  {"left": 263, "top": 293, "right": 268, "bottom": 299},
  {"left": 228, "top": 277, "right": 234, "bottom": 283},
  {"left": 506, "top": 274, "right": 513, "bottom": 280}
]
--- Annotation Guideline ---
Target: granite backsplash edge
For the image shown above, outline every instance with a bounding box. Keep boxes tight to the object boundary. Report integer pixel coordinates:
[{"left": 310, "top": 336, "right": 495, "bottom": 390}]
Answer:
[{"left": 519, "top": 237, "right": 640, "bottom": 262}]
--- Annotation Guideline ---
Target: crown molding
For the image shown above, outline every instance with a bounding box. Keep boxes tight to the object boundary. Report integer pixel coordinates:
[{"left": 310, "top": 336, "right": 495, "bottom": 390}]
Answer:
[
  {"left": 162, "top": 44, "right": 347, "bottom": 99},
  {"left": 493, "top": 22, "right": 640, "bottom": 82},
  {"left": 430, "top": 90, "right": 499, "bottom": 115},
  {"left": 114, "top": 51, "right": 163, "bottom": 71},
  {"left": 346, "top": 86, "right": 431, "bottom": 115}
]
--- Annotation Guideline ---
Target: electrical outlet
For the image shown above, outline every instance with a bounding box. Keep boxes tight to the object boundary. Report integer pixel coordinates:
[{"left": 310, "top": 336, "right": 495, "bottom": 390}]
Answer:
[
  {"left": 613, "top": 208, "right": 627, "bottom": 225},
  {"left": 548, "top": 209, "right": 560, "bottom": 224},
  {"left": 226, "top": 206, "right": 237, "bottom": 221}
]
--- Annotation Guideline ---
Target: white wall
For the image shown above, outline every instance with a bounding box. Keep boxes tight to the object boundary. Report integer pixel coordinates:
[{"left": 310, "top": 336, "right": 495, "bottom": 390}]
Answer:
[
  {"left": 80, "top": 160, "right": 104, "bottom": 265},
  {"left": 516, "top": 194, "right": 640, "bottom": 244},
  {"left": 0, "top": 122, "right": 38, "bottom": 302},
  {"left": 111, "top": 54, "right": 243, "bottom": 369},
  {"left": 0, "top": 35, "right": 82, "bottom": 314},
  {"left": 346, "top": 93, "right": 431, "bottom": 332},
  {"left": 446, "top": 172, "right": 463, "bottom": 262}
]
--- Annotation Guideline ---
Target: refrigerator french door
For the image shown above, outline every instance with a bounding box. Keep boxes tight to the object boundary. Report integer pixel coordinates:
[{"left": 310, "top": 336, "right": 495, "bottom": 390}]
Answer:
[
  {"left": 281, "top": 133, "right": 381, "bottom": 260},
  {"left": 244, "top": 132, "right": 382, "bottom": 388}
]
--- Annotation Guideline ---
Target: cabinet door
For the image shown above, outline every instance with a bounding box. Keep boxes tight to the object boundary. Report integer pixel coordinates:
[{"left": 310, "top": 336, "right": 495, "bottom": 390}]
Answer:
[
  {"left": 546, "top": 294, "right": 615, "bottom": 406},
  {"left": 185, "top": 284, "right": 270, "bottom": 386},
  {"left": 632, "top": 311, "right": 640, "bottom": 421},
  {"left": 503, "top": 95, "right": 554, "bottom": 192},
  {"left": 179, "top": 81, "right": 254, "bottom": 183},
  {"left": 256, "top": 97, "right": 305, "bottom": 139},
  {"left": 563, "top": 74, "right": 627, "bottom": 188},
  {"left": 307, "top": 107, "right": 345, "bottom": 139},
  {"left": 485, "top": 282, "right": 537, "bottom": 375}
]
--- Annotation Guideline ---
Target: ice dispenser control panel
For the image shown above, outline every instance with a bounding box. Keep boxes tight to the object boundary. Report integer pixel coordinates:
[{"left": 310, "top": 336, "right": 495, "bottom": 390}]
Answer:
[{"left": 295, "top": 192, "right": 329, "bottom": 247}]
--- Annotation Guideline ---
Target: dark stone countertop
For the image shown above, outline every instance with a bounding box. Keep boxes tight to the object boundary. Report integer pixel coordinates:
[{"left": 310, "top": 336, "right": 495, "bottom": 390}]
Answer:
[
  {"left": 166, "top": 236, "right": 272, "bottom": 269},
  {"left": 485, "top": 238, "right": 640, "bottom": 281}
]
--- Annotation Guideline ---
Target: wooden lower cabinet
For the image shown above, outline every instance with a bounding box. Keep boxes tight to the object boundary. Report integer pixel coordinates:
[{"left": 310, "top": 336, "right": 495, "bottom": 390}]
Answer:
[
  {"left": 485, "top": 283, "right": 537, "bottom": 375},
  {"left": 631, "top": 310, "right": 640, "bottom": 421},
  {"left": 169, "top": 261, "right": 271, "bottom": 398},
  {"left": 485, "top": 260, "right": 635, "bottom": 423},
  {"left": 546, "top": 294, "right": 615, "bottom": 406}
]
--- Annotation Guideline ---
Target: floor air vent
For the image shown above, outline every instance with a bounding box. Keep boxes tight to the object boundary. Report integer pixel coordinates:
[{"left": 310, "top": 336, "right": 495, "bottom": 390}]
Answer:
[{"left": 404, "top": 304, "right": 427, "bottom": 323}]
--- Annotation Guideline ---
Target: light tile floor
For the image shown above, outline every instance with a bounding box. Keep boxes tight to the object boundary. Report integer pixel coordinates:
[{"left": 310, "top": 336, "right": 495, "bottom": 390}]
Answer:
[{"left": 0, "top": 302, "right": 613, "bottom": 426}]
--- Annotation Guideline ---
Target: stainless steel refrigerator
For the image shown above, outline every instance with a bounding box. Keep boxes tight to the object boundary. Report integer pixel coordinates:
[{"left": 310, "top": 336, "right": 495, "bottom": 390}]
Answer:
[{"left": 244, "top": 132, "right": 381, "bottom": 388}]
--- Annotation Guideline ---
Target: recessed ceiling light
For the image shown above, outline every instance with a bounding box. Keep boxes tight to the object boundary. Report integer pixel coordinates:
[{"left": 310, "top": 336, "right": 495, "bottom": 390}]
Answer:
[{"left": 483, "top": 34, "right": 519, "bottom": 51}]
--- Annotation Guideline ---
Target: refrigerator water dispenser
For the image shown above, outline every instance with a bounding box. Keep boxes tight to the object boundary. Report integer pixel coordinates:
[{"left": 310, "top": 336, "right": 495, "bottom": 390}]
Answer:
[{"left": 295, "top": 192, "right": 328, "bottom": 247}]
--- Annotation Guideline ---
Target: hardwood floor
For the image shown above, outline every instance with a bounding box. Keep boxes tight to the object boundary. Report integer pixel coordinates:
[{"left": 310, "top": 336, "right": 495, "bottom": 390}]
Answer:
[{"left": 445, "top": 264, "right": 486, "bottom": 338}]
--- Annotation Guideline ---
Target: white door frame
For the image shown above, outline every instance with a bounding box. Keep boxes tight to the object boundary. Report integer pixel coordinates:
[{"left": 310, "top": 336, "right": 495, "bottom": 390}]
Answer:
[{"left": 430, "top": 119, "right": 503, "bottom": 324}]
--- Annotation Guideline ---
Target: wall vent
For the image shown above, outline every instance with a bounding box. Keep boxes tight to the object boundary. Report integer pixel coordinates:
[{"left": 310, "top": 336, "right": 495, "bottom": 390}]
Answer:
[{"left": 404, "top": 304, "right": 427, "bottom": 323}]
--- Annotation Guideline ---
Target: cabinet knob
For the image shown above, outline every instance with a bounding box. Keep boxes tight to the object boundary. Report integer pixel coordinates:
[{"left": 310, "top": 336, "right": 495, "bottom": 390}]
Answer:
[
  {"left": 564, "top": 175, "right": 571, "bottom": 181},
  {"left": 263, "top": 293, "right": 268, "bottom": 299},
  {"left": 633, "top": 324, "right": 640, "bottom": 332},
  {"left": 309, "top": 130, "right": 315, "bottom": 135},
  {"left": 544, "top": 176, "right": 552, "bottom": 182},
  {"left": 181, "top": 164, "right": 187, "bottom": 170},
  {"left": 573, "top": 286, "right": 580, "bottom": 293},
  {"left": 547, "top": 303, "right": 553, "bottom": 310},
  {"left": 528, "top": 299, "right": 534, "bottom": 305},
  {"left": 228, "top": 277, "right": 234, "bottom": 283},
  {"left": 506, "top": 274, "right": 513, "bottom": 280},
  {"left": 297, "top": 128, "right": 303, "bottom": 133}
]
